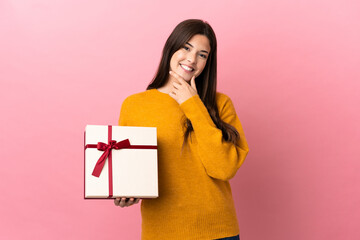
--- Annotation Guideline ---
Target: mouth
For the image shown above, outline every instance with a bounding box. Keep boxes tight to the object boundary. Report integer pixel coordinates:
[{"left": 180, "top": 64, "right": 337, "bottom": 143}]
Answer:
[{"left": 180, "top": 64, "right": 194, "bottom": 72}]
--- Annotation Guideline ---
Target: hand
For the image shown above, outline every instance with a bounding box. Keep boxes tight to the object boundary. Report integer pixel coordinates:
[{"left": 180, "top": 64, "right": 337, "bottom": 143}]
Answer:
[
  {"left": 114, "top": 197, "right": 141, "bottom": 208},
  {"left": 168, "top": 71, "right": 198, "bottom": 105}
]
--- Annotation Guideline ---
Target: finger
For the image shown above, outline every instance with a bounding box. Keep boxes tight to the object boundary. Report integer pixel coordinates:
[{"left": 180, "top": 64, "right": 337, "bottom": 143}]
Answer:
[
  {"left": 128, "top": 198, "right": 134, "bottom": 205},
  {"left": 190, "top": 75, "right": 197, "bottom": 92},
  {"left": 169, "top": 91, "right": 177, "bottom": 98},
  {"left": 135, "top": 198, "right": 141, "bottom": 204},
  {"left": 114, "top": 197, "right": 121, "bottom": 206},
  {"left": 172, "top": 81, "right": 182, "bottom": 89},
  {"left": 119, "top": 197, "right": 126, "bottom": 207},
  {"left": 126, "top": 198, "right": 135, "bottom": 206},
  {"left": 169, "top": 71, "right": 186, "bottom": 84}
]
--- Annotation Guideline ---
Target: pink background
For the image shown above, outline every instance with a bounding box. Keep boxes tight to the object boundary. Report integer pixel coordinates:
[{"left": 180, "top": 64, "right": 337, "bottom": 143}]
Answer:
[{"left": 1, "top": 1, "right": 359, "bottom": 239}]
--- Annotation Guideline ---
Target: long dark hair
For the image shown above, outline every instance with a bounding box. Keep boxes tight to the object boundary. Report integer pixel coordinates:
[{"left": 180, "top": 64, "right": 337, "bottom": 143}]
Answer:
[{"left": 146, "top": 19, "right": 240, "bottom": 149}]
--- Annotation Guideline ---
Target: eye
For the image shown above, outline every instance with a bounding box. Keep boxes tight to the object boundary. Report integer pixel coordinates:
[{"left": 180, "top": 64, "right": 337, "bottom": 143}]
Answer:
[
  {"left": 199, "top": 54, "right": 207, "bottom": 59},
  {"left": 182, "top": 46, "right": 190, "bottom": 51}
]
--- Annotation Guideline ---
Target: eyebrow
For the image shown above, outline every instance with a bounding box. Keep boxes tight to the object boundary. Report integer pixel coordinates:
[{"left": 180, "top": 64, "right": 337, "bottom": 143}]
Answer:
[{"left": 185, "top": 42, "right": 209, "bottom": 54}]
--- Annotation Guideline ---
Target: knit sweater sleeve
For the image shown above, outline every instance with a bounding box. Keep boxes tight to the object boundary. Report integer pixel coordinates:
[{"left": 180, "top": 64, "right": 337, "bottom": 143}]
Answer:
[{"left": 179, "top": 94, "right": 249, "bottom": 181}]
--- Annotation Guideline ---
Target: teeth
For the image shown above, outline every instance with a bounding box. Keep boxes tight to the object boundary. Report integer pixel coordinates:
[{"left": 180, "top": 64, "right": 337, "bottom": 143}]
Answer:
[{"left": 181, "top": 64, "right": 193, "bottom": 71}]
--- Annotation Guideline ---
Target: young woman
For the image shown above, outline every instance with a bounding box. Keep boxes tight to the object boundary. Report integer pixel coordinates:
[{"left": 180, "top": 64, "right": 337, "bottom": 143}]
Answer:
[{"left": 114, "top": 19, "right": 249, "bottom": 240}]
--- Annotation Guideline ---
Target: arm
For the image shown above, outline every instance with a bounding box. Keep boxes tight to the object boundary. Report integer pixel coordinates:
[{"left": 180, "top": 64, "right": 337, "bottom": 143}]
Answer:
[{"left": 179, "top": 94, "right": 249, "bottom": 181}]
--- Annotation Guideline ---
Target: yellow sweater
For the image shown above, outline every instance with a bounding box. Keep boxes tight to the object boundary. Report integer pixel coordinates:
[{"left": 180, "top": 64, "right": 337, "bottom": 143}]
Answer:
[{"left": 118, "top": 89, "right": 249, "bottom": 240}]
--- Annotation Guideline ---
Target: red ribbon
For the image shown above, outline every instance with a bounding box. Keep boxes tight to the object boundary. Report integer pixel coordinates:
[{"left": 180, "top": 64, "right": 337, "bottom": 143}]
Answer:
[
  {"left": 90, "top": 139, "right": 131, "bottom": 177},
  {"left": 85, "top": 125, "right": 157, "bottom": 198}
]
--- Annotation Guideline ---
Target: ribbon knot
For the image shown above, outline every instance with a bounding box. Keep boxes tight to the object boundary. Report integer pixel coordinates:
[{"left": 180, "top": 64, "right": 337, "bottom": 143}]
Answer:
[
  {"left": 109, "top": 140, "right": 116, "bottom": 148},
  {"left": 92, "top": 139, "right": 131, "bottom": 177}
]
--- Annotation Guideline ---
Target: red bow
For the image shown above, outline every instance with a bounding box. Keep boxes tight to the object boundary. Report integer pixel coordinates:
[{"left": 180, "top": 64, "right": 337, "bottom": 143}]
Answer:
[{"left": 92, "top": 139, "right": 131, "bottom": 177}]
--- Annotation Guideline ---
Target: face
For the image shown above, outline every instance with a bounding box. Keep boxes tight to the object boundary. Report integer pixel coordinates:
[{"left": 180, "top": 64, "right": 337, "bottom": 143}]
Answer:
[{"left": 169, "top": 34, "right": 211, "bottom": 82}]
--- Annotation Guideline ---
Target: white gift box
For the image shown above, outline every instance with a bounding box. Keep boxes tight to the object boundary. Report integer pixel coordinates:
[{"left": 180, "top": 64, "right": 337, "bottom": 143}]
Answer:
[{"left": 84, "top": 125, "right": 158, "bottom": 199}]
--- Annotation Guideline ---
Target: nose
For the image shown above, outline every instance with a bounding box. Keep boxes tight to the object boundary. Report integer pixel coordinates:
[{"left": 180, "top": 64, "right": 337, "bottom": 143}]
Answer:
[{"left": 186, "top": 51, "right": 197, "bottom": 64}]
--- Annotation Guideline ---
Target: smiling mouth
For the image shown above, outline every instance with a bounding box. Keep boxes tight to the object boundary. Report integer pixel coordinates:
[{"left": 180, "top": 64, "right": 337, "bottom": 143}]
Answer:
[{"left": 180, "top": 64, "right": 194, "bottom": 72}]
